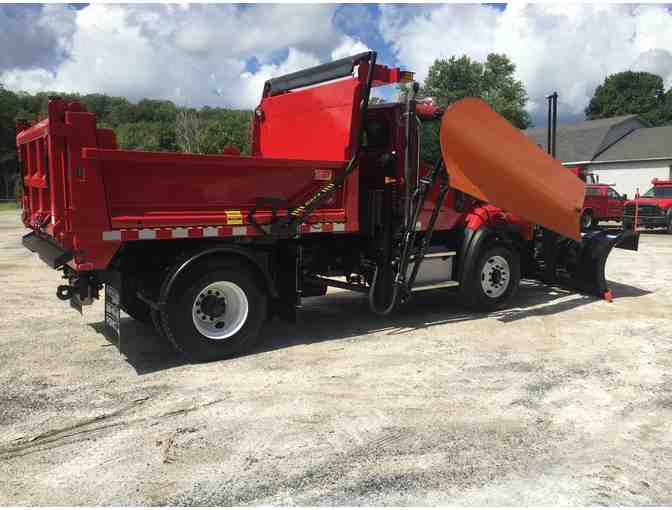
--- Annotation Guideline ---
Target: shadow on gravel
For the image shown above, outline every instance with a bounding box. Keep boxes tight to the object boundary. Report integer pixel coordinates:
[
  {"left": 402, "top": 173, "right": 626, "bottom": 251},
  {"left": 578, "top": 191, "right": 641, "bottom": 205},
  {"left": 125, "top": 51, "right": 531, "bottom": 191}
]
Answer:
[
  {"left": 89, "top": 319, "right": 185, "bottom": 375},
  {"left": 256, "top": 279, "right": 651, "bottom": 355},
  {"left": 89, "top": 278, "right": 651, "bottom": 374}
]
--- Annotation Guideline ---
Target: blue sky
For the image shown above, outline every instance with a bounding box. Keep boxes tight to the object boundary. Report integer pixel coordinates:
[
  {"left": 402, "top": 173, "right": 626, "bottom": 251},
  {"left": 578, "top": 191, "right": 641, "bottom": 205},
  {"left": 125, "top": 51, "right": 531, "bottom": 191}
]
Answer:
[{"left": 2, "top": 3, "right": 672, "bottom": 126}]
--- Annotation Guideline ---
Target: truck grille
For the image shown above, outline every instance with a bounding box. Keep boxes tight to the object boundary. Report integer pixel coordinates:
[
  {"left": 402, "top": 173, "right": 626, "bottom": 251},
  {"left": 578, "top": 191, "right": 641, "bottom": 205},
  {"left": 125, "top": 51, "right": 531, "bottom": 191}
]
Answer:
[{"left": 624, "top": 204, "right": 662, "bottom": 217}]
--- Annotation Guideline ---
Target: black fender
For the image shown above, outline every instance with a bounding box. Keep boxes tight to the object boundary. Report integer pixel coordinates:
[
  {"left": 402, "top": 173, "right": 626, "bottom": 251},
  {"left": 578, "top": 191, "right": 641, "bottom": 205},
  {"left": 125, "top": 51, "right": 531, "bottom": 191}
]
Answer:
[
  {"left": 457, "top": 224, "right": 521, "bottom": 286},
  {"left": 157, "top": 246, "right": 278, "bottom": 309}
]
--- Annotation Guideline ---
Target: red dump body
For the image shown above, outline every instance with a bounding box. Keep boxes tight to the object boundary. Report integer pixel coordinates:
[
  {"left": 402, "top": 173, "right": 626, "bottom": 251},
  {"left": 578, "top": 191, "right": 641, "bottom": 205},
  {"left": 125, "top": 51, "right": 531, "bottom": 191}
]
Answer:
[{"left": 18, "top": 58, "right": 412, "bottom": 272}]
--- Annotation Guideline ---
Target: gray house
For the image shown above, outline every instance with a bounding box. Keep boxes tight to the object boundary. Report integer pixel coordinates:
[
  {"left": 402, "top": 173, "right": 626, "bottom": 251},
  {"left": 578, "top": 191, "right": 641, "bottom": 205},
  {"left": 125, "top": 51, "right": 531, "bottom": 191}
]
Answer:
[{"left": 525, "top": 116, "right": 672, "bottom": 197}]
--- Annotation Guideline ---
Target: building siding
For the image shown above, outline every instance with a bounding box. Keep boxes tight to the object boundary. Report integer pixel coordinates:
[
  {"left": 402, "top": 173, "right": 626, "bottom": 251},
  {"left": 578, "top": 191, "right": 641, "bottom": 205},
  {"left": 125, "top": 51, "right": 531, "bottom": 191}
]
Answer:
[{"left": 587, "top": 160, "right": 672, "bottom": 197}]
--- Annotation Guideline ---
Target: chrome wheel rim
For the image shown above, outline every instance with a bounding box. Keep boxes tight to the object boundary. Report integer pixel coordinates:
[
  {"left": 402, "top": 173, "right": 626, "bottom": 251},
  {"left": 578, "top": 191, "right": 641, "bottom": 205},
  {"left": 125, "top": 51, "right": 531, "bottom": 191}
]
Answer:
[
  {"left": 192, "top": 281, "right": 249, "bottom": 340},
  {"left": 481, "top": 255, "right": 510, "bottom": 299}
]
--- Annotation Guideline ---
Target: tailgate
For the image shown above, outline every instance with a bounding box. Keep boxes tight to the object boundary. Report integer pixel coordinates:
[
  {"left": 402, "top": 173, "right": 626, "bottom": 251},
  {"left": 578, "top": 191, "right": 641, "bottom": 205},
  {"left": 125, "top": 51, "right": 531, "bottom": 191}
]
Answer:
[{"left": 17, "top": 100, "right": 118, "bottom": 269}]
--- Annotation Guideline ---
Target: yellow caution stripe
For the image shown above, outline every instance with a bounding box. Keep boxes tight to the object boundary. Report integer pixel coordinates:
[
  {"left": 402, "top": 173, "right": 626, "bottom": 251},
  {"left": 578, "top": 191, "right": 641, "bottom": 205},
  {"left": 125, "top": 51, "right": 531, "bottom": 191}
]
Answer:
[{"left": 225, "top": 210, "right": 243, "bottom": 225}]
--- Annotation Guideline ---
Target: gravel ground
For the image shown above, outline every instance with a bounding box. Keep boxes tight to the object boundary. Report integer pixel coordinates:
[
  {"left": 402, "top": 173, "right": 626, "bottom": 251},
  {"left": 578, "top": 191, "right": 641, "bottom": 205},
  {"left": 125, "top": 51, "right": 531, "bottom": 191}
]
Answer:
[{"left": 1, "top": 209, "right": 671, "bottom": 505}]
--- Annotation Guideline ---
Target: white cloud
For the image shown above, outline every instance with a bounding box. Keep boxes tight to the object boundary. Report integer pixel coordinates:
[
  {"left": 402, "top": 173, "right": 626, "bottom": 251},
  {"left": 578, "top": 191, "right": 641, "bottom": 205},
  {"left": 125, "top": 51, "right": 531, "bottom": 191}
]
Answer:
[
  {"left": 379, "top": 3, "right": 672, "bottom": 124},
  {"left": 0, "top": 4, "right": 348, "bottom": 109},
  {"left": 4, "top": 3, "right": 672, "bottom": 122},
  {"left": 331, "top": 36, "right": 370, "bottom": 61},
  {"left": 239, "top": 48, "right": 321, "bottom": 107},
  {"left": 632, "top": 49, "right": 672, "bottom": 88},
  {"left": 0, "top": 4, "right": 76, "bottom": 72}
]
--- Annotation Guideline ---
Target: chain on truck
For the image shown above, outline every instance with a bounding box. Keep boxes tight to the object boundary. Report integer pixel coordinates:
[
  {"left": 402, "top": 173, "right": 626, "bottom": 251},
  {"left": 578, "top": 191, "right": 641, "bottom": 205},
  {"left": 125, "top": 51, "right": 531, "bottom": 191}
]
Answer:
[{"left": 17, "top": 52, "right": 640, "bottom": 362}]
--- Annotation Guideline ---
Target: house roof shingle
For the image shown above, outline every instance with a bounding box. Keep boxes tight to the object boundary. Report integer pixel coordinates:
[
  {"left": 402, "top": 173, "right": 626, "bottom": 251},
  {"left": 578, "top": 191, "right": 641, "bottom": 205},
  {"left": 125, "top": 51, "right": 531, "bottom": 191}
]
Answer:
[
  {"left": 525, "top": 115, "right": 647, "bottom": 163},
  {"left": 594, "top": 125, "right": 672, "bottom": 161}
]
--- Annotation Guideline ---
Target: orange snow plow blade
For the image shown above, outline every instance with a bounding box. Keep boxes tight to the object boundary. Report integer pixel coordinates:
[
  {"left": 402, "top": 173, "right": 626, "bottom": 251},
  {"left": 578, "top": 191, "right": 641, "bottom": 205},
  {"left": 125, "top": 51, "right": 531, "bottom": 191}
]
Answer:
[{"left": 440, "top": 98, "right": 583, "bottom": 240}]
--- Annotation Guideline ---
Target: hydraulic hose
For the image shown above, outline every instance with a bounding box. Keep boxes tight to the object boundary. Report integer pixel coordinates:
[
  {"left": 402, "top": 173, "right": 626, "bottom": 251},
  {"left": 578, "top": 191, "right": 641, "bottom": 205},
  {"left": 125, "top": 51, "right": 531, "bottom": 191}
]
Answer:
[
  {"left": 368, "top": 264, "right": 400, "bottom": 316},
  {"left": 369, "top": 81, "right": 421, "bottom": 316}
]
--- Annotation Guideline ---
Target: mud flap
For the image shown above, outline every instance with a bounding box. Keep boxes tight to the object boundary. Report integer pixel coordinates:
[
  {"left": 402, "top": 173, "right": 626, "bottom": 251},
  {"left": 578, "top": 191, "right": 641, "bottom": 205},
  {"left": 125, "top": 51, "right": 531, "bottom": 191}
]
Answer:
[
  {"left": 104, "top": 284, "right": 122, "bottom": 348},
  {"left": 555, "top": 229, "right": 640, "bottom": 297}
]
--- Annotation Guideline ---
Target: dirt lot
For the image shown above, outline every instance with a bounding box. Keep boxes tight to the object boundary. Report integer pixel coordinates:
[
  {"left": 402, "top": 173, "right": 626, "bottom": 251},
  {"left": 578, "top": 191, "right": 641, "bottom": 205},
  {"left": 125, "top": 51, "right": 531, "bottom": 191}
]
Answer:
[{"left": 1, "top": 210, "right": 671, "bottom": 505}]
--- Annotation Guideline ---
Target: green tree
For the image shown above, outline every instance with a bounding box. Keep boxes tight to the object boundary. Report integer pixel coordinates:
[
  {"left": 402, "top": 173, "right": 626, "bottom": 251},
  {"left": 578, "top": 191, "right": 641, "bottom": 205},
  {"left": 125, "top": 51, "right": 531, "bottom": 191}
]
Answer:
[
  {"left": 4, "top": 86, "right": 255, "bottom": 167},
  {"left": 585, "top": 71, "right": 666, "bottom": 125},
  {"left": 0, "top": 85, "right": 20, "bottom": 199},
  {"left": 201, "top": 115, "right": 253, "bottom": 155},
  {"left": 116, "top": 121, "right": 175, "bottom": 152},
  {"left": 405, "top": 54, "right": 531, "bottom": 163},
  {"left": 420, "top": 54, "right": 531, "bottom": 129}
]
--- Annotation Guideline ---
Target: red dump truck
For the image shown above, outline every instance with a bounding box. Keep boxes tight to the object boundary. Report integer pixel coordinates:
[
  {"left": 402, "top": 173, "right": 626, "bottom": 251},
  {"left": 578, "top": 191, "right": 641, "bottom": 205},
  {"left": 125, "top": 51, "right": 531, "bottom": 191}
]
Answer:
[{"left": 17, "top": 52, "right": 639, "bottom": 361}]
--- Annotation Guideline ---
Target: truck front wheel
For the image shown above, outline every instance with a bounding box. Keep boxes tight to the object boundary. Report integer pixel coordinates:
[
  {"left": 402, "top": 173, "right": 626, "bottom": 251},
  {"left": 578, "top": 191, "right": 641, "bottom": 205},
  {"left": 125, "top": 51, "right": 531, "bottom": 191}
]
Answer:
[
  {"left": 461, "top": 243, "right": 520, "bottom": 312},
  {"left": 161, "top": 261, "right": 268, "bottom": 362},
  {"left": 580, "top": 210, "right": 594, "bottom": 231}
]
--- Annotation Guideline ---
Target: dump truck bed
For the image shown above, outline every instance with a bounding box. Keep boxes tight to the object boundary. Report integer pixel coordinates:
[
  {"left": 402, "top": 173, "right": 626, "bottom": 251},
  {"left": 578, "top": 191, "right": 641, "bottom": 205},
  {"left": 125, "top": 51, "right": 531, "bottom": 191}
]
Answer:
[
  {"left": 18, "top": 101, "right": 358, "bottom": 272},
  {"left": 84, "top": 148, "right": 352, "bottom": 230}
]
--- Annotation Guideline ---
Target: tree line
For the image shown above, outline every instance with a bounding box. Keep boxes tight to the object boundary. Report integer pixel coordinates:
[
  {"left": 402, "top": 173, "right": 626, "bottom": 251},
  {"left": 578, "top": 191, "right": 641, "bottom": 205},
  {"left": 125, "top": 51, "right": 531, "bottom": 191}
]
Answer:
[
  {"left": 0, "top": 87, "right": 252, "bottom": 199},
  {"left": 2, "top": 53, "right": 672, "bottom": 200}
]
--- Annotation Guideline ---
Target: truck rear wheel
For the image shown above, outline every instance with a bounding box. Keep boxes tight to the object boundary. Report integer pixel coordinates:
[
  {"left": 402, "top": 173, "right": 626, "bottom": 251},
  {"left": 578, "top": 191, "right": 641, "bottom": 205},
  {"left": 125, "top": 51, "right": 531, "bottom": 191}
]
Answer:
[
  {"left": 121, "top": 276, "right": 151, "bottom": 323},
  {"left": 151, "top": 308, "right": 167, "bottom": 338},
  {"left": 160, "top": 260, "right": 268, "bottom": 362},
  {"left": 461, "top": 243, "right": 520, "bottom": 312}
]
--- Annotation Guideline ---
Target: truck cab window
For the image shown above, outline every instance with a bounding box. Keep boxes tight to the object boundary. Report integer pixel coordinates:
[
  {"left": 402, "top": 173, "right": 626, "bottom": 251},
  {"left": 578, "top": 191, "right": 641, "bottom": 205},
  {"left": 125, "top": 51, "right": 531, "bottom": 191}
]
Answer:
[{"left": 362, "top": 119, "right": 390, "bottom": 148}]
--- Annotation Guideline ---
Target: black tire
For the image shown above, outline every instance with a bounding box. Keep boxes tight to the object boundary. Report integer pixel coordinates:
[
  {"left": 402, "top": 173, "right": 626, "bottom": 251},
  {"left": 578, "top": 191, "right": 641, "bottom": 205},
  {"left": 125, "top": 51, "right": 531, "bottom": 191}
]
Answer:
[
  {"left": 580, "top": 210, "right": 594, "bottom": 231},
  {"left": 160, "top": 260, "right": 268, "bottom": 362},
  {"left": 666, "top": 212, "right": 672, "bottom": 234},
  {"left": 121, "top": 276, "right": 151, "bottom": 323},
  {"left": 461, "top": 243, "right": 521, "bottom": 312},
  {"left": 151, "top": 308, "right": 167, "bottom": 339},
  {"left": 623, "top": 220, "right": 633, "bottom": 230}
]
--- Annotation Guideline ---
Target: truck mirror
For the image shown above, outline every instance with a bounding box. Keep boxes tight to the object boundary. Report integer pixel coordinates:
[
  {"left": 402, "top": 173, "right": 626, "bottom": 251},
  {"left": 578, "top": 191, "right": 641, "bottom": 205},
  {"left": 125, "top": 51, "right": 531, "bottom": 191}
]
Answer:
[{"left": 623, "top": 194, "right": 628, "bottom": 200}]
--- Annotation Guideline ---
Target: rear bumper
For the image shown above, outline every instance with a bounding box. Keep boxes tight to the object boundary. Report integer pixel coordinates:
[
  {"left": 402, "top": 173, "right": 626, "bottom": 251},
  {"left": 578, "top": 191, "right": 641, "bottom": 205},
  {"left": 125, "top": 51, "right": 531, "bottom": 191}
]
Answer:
[{"left": 22, "top": 231, "right": 73, "bottom": 269}]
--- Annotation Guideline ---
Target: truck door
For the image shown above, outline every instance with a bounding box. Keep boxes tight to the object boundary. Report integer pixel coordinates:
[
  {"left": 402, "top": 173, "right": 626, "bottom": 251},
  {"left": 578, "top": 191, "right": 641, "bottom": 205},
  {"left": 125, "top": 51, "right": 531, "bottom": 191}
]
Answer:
[
  {"left": 359, "top": 113, "right": 396, "bottom": 234},
  {"left": 584, "top": 186, "right": 601, "bottom": 216},
  {"left": 608, "top": 187, "right": 624, "bottom": 220}
]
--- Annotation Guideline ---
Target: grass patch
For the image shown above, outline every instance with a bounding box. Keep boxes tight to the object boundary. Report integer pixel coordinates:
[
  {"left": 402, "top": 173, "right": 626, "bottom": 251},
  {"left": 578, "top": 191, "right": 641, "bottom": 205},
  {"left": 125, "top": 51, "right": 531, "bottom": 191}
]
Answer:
[{"left": 0, "top": 202, "right": 19, "bottom": 211}]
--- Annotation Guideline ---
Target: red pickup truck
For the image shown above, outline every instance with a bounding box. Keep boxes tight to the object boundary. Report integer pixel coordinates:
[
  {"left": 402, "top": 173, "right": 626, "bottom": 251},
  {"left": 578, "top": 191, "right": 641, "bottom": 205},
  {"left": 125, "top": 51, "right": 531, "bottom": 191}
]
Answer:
[
  {"left": 623, "top": 179, "right": 672, "bottom": 233},
  {"left": 581, "top": 183, "right": 627, "bottom": 230}
]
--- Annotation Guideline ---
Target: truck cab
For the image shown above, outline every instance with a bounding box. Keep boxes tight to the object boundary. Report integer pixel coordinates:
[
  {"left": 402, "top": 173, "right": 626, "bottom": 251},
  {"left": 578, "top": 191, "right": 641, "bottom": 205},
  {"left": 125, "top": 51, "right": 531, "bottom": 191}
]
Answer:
[
  {"left": 623, "top": 179, "right": 672, "bottom": 233},
  {"left": 566, "top": 165, "right": 598, "bottom": 184}
]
